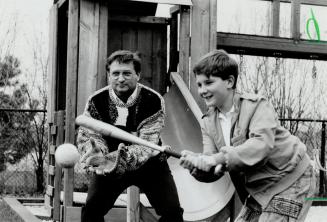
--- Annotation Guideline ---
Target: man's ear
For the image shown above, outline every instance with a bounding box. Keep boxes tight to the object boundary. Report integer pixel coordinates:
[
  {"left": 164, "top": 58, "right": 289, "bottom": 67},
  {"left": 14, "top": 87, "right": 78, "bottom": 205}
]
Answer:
[{"left": 136, "top": 73, "right": 141, "bottom": 81}]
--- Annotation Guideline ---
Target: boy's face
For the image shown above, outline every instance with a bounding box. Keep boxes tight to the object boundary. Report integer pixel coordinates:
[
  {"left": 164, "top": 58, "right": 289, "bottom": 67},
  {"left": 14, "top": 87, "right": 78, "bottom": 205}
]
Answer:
[{"left": 195, "top": 74, "right": 233, "bottom": 108}]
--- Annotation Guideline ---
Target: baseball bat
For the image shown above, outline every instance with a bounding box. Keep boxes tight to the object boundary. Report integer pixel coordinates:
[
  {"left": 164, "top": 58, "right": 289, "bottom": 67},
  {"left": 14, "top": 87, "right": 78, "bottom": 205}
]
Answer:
[{"left": 75, "top": 115, "right": 181, "bottom": 159}]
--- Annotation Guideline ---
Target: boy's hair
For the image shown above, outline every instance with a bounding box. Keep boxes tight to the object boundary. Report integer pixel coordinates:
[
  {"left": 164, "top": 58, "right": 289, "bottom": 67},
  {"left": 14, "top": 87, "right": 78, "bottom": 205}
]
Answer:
[
  {"left": 106, "top": 50, "right": 142, "bottom": 74},
  {"left": 193, "top": 49, "right": 239, "bottom": 89}
]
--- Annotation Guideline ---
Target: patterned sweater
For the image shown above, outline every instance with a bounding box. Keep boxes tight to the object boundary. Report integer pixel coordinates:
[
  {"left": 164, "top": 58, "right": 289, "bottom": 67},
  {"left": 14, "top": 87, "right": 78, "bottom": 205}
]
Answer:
[{"left": 76, "top": 83, "right": 165, "bottom": 174}]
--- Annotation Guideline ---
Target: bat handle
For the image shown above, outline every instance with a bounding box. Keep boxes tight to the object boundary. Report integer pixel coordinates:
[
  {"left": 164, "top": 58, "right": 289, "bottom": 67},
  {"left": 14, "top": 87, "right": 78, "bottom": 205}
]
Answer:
[{"left": 163, "top": 147, "right": 181, "bottom": 159}]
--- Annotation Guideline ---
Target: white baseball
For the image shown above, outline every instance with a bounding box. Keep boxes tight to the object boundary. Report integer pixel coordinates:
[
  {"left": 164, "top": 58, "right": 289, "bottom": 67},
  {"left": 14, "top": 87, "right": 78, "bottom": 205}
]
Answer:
[{"left": 55, "top": 143, "right": 80, "bottom": 168}]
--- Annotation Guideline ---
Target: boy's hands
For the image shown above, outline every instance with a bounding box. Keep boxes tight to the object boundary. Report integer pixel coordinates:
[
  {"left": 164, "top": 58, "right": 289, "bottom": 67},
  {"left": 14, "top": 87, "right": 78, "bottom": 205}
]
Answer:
[{"left": 180, "top": 150, "right": 226, "bottom": 176}]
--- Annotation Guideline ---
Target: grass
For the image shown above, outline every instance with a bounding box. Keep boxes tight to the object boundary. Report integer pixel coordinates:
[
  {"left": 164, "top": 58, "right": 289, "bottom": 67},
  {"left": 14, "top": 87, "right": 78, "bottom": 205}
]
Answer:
[{"left": 0, "top": 198, "right": 24, "bottom": 222}]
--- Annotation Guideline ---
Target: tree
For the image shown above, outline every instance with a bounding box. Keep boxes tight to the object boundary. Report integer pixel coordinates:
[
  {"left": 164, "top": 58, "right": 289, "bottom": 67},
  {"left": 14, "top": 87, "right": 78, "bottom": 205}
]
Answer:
[
  {"left": 0, "top": 56, "right": 34, "bottom": 171},
  {"left": 0, "top": 53, "right": 48, "bottom": 193},
  {"left": 24, "top": 31, "right": 49, "bottom": 193}
]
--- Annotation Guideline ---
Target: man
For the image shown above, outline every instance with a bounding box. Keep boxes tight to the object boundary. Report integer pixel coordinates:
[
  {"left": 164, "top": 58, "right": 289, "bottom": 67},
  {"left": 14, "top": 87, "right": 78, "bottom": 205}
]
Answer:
[{"left": 77, "top": 50, "right": 184, "bottom": 222}]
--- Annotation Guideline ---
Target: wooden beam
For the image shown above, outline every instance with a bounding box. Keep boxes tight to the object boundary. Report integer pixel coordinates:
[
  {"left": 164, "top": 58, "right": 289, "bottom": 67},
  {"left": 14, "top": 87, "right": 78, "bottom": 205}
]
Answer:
[
  {"left": 291, "top": 0, "right": 301, "bottom": 41},
  {"left": 64, "top": 0, "right": 79, "bottom": 221},
  {"left": 108, "top": 15, "right": 169, "bottom": 24},
  {"left": 127, "top": 186, "right": 140, "bottom": 222},
  {"left": 169, "top": 9, "right": 178, "bottom": 73},
  {"left": 190, "top": 0, "right": 217, "bottom": 112},
  {"left": 57, "top": 0, "right": 67, "bottom": 8},
  {"left": 96, "top": 0, "right": 108, "bottom": 90},
  {"left": 258, "top": 0, "right": 327, "bottom": 7},
  {"left": 48, "top": 4, "right": 58, "bottom": 125},
  {"left": 217, "top": 32, "right": 327, "bottom": 60},
  {"left": 179, "top": 5, "right": 191, "bottom": 85},
  {"left": 129, "top": 0, "right": 192, "bottom": 5},
  {"left": 77, "top": 0, "right": 100, "bottom": 115},
  {"left": 170, "top": 5, "right": 180, "bottom": 14},
  {"left": 271, "top": 0, "right": 280, "bottom": 37}
]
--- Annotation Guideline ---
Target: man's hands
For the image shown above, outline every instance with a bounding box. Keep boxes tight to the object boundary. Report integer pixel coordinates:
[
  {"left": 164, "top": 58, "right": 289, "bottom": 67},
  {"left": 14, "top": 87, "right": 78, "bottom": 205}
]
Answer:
[
  {"left": 80, "top": 138, "right": 119, "bottom": 175},
  {"left": 179, "top": 150, "right": 226, "bottom": 176}
]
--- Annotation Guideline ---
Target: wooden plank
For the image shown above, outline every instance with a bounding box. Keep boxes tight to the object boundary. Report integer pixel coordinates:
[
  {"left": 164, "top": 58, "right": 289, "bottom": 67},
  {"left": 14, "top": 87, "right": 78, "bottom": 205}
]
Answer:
[
  {"left": 140, "top": 204, "right": 158, "bottom": 222},
  {"left": 46, "top": 185, "right": 54, "bottom": 196},
  {"left": 152, "top": 24, "right": 167, "bottom": 94},
  {"left": 44, "top": 195, "right": 53, "bottom": 216},
  {"left": 272, "top": 0, "right": 280, "bottom": 37},
  {"left": 63, "top": 206, "right": 81, "bottom": 222},
  {"left": 50, "top": 125, "right": 57, "bottom": 135},
  {"left": 127, "top": 186, "right": 140, "bottom": 222},
  {"left": 129, "top": 0, "right": 192, "bottom": 6},
  {"left": 77, "top": 0, "right": 100, "bottom": 115},
  {"left": 48, "top": 165, "right": 55, "bottom": 175},
  {"left": 49, "top": 145, "right": 56, "bottom": 155},
  {"left": 291, "top": 0, "right": 301, "bottom": 40},
  {"left": 209, "top": 0, "right": 217, "bottom": 50},
  {"left": 122, "top": 25, "right": 137, "bottom": 51},
  {"left": 217, "top": 32, "right": 327, "bottom": 60},
  {"left": 3, "top": 197, "right": 42, "bottom": 222},
  {"left": 258, "top": 0, "right": 327, "bottom": 7},
  {"left": 63, "top": 206, "right": 153, "bottom": 222},
  {"left": 170, "top": 5, "right": 180, "bottom": 14},
  {"left": 47, "top": 4, "right": 58, "bottom": 125},
  {"left": 57, "top": 0, "right": 67, "bottom": 8},
  {"left": 108, "top": 15, "right": 169, "bottom": 24},
  {"left": 137, "top": 25, "right": 152, "bottom": 88},
  {"left": 107, "top": 22, "right": 123, "bottom": 56},
  {"left": 168, "top": 10, "right": 178, "bottom": 73},
  {"left": 64, "top": 1, "right": 79, "bottom": 220},
  {"left": 65, "top": 0, "right": 79, "bottom": 143},
  {"left": 190, "top": 0, "right": 216, "bottom": 112},
  {"left": 179, "top": 5, "right": 191, "bottom": 86},
  {"left": 96, "top": 0, "right": 109, "bottom": 90},
  {"left": 54, "top": 110, "right": 65, "bottom": 221}
]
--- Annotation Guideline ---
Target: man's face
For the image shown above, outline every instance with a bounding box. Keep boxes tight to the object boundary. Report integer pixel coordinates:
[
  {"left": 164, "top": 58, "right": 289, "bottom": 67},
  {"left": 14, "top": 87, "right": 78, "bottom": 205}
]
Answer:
[
  {"left": 108, "top": 61, "right": 140, "bottom": 98},
  {"left": 195, "top": 74, "right": 232, "bottom": 108}
]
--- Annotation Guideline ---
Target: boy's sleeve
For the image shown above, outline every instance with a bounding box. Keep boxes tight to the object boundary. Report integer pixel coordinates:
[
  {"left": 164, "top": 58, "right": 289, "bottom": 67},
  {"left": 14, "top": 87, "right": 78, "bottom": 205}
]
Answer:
[
  {"left": 201, "top": 122, "right": 218, "bottom": 155},
  {"left": 221, "top": 100, "right": 278, "bottom": 171}
]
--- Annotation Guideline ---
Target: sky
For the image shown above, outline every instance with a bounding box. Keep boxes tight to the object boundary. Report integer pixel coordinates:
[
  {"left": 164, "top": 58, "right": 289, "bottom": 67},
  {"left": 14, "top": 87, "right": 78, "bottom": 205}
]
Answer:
[{"left": 0, "top": 0, "right": 52, "bottom": 69}]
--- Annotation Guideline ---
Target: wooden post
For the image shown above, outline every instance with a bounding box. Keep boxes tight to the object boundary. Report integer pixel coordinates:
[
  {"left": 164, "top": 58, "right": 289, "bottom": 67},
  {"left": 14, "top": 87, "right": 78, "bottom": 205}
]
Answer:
[
  {"left": 169, "top": 8, "right": 178, "bottom": 74},
  {"left": 48, "top": 4, "right": 58, "bottom": 125},
  {"left": 45, "top": 3, "right": 58, "bottom": 218},
  {"left": 190, "top": 0, "right": 217, "bottom": 112},
  {"left": 97, "top": 0, "right": 108, "bottom": 90},
  {"left": 179, "top": 5, "right": 191, "bottom": 87},
  {"left": 127, "top": 186, "right": 140, "bottom": 222},
  {"left": 271, "top": 0, "right": 280, "bottom": 37},
  {"left": 320, "top": 122, "right": 326, "bottom": 197},
  {"left": 77, "top": 0, "right": 100, "bottom": 115},
  {"left": 54, "top": 111, "right": 65, "bottom": 221},
  {"left": 64, "top": 0, "right": 79, "bottom": 221},
  {"left": 291, "top": 0, "right": 301, "bottom": 41}
]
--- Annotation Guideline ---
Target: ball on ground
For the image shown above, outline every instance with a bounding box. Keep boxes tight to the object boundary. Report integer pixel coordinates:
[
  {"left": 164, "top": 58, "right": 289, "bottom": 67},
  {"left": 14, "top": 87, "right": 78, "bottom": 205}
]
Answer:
[{"left": 55, "top": 143, "right": 80, "bottom": 168}]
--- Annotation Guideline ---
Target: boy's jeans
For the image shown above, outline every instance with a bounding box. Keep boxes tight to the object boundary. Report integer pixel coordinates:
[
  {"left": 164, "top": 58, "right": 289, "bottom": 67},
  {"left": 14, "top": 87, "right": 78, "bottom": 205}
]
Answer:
[{"left": 235, "top": 164, "right": 316, "bottom": 222}]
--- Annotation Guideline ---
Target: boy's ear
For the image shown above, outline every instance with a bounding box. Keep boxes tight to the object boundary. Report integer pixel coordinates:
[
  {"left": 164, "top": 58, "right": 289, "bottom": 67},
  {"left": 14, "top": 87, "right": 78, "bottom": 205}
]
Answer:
[{"left": 226, "top": 75, "right": 235, "bottom": 88}]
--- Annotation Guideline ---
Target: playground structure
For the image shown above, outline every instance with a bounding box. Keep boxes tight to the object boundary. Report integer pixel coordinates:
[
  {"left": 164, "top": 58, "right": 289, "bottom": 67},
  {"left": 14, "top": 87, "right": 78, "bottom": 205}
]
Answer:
[{"left": 46, "top": 0, "right": 327, "bottom": 221}]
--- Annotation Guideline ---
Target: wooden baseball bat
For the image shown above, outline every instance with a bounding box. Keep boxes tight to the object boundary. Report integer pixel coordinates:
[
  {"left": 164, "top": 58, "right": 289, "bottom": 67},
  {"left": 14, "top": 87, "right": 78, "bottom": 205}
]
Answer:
[{"left": 75, "top": 115, "right": 181, "bottom": 159}]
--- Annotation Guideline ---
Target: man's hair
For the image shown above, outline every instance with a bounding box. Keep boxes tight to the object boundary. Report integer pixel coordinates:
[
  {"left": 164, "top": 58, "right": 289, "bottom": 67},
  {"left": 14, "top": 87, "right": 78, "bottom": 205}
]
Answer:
[
  {"left": 106, "top": 50, "right": 141, "bottom": 74},
  {"left": 193, "top": 49, "right": 239, "bottom": 89}
]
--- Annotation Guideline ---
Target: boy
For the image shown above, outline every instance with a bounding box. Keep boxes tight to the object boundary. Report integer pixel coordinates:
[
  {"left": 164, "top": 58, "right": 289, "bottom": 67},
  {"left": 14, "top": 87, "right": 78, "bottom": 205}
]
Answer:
[{"left": 180, "top": 49, "right": 316, "bottom": 222}]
